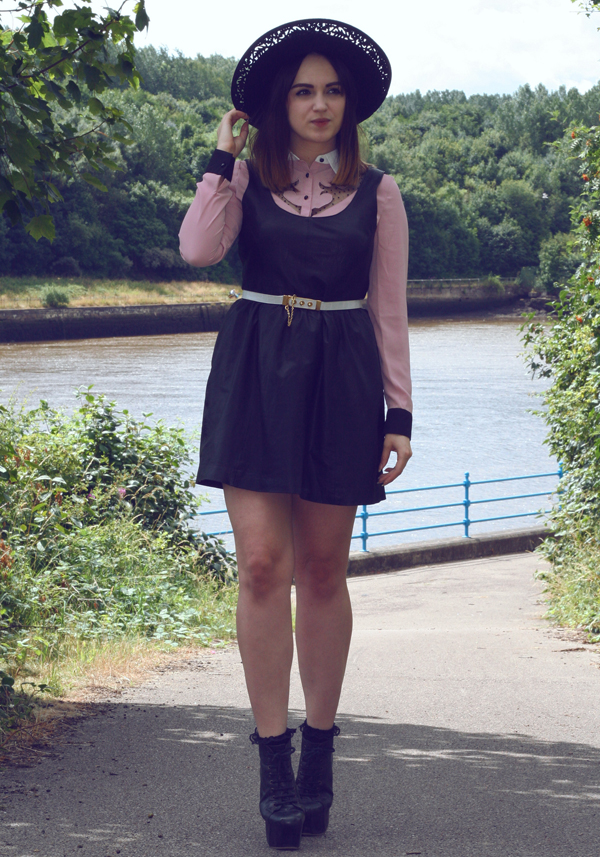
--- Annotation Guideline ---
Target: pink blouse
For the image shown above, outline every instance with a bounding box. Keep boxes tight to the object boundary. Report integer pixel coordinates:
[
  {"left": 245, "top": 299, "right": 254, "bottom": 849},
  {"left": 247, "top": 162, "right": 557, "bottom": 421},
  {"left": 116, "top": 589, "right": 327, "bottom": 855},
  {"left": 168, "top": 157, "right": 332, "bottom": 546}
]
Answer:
[{"left": 179, "top": 154, "right": 412, "bottom": 420}]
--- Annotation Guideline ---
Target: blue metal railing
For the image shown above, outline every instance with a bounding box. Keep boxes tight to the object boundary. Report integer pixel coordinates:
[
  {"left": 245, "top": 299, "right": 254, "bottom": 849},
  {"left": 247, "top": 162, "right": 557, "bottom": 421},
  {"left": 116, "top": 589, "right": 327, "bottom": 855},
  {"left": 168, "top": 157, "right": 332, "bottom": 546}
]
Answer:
[{"left": 197, "top": 467, "right": 562, "bottom": 551}]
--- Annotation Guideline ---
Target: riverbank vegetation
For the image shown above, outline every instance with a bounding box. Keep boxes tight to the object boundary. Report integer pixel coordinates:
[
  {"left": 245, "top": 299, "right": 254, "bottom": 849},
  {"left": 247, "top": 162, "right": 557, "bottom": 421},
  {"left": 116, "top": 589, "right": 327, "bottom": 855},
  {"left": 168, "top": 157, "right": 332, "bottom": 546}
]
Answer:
[
  {"left": 0, "top": 276, "right": 232, "bottom": 309},
  {"left": 523, "top": 109, "right": 600, "bottom": 639},
  {"left": 0, "top": 390, "right": 237, "bottom": 738},
  {"left": 1, "top": 46, "right": 597, "bottom": 285}
]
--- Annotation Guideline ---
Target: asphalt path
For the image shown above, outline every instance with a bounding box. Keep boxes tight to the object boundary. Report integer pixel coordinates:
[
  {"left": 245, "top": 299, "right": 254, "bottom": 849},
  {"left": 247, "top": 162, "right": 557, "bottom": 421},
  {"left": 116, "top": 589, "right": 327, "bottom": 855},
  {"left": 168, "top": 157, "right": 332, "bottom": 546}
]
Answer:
[{"left": 2, "top": 552, "right": 599, "bottom": 857}]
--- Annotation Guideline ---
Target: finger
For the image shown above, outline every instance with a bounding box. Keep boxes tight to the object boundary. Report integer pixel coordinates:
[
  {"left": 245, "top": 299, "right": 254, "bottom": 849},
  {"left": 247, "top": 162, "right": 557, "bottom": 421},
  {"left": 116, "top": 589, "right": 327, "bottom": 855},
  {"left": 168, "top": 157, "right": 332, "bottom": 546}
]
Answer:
[
  {"left": 228, "top": 109, "right": 249, "bottom": 126},
  {"left": 378, "top": 443, "right": 411, "bottom": 485},
  {"left": 218, "top": 110, "right": 246, "bottom": 135},
  {"left": 235, "top": 120, "right": 249, "bottom": 141},
  {"left": 379, "top": 454, "right": 410, "bottom": 486},
  {"left": 378, "top": 438, "right": 392, "bottom": 473}
]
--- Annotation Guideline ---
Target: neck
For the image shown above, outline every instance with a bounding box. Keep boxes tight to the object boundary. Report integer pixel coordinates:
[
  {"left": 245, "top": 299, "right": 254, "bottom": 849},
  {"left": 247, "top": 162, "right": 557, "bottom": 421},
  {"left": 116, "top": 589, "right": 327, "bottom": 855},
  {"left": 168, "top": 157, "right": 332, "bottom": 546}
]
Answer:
[{"left": 289, "top": 138, "right": 337, "bottom": 166}]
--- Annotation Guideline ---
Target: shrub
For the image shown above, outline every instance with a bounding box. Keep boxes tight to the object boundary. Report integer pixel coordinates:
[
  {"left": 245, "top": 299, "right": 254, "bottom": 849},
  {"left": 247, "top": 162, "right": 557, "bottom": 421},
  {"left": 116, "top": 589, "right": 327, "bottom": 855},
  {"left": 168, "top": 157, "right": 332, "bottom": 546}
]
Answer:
[
  {"left": 50, "top": 257, "right": 82, "bottom": 278},
  {"left": 481, "top": 275, "right": 505, "bottom": 295},
  {"left": 0, "top": 390, "right": 237, "bottom": 671},
  {"left": 42, "top": 287, "right": 70, "bottom": 308},
  {"left": 522, "top": 118, "right": 600, "bottom": 634},
  {"left": 535, "top": 233, "right": 582, "bottom": 294}
]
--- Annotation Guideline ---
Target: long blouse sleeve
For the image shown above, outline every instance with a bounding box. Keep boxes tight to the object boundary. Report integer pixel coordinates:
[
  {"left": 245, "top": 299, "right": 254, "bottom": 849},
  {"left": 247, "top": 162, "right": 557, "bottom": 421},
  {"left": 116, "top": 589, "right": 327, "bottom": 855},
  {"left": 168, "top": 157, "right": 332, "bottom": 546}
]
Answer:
[
  {"left": 367, "top": 174, "right": 413, "bottom": 439},
  {"left": 179, "top": 150, "right": 249, "bottom": 267}
]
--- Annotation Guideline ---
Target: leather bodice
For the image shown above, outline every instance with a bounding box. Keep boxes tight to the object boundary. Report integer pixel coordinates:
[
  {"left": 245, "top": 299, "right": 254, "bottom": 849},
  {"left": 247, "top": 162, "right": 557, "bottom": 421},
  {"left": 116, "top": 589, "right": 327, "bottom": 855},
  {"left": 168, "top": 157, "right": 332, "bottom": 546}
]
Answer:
[{"left": 238, "top": 162, "right": 384, "bottom": 302}]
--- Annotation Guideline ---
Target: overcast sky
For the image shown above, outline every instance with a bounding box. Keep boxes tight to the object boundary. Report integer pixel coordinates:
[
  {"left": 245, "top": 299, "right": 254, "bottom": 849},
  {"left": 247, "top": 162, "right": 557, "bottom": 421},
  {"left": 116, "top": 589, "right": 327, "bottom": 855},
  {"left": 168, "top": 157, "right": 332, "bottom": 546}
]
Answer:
[
  {"left": 127, "top": 0, "right": 600, "bottom": 97},
  {"left": 2, "top": 0, "right": 599, "bottom": 96}
]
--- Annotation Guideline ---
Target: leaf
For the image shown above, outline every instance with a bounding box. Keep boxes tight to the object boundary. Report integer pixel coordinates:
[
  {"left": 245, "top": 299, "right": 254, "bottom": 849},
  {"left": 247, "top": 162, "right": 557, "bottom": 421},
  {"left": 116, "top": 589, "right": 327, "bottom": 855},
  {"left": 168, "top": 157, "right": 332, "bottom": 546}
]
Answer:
[
  {"left": 135, "top": 1, "right": 150, "bottom": 31},
  {"left": 45, "top": 181, "right": 64, "bottom": 203},
  {"left": 66, "top": 80, "right": 81, "bottom": 103},
  {"left": 25, "top": 215, "right": 55, "bottom": 242},
  {"left": 111, "top": 132, "right": 134, "bottom": 145},
  {"left": 81, "top": 173, "right": 107, "bottom": 192},
  {"left": 41, "top": 29, "right": 59, "bottom": 49},
  {"left": 86, "top": 96, "right": 104, "bottom": 116},
  {"left": 99, "top": 157, "right": 121, "bottom": 171},
  {"left": 83, "top": 64, "right": 101, "bottom": 91},
  {"left": 19, "top": 104, "right": 46, "bottom": 123},
  {"left": 26, "top": 18, "right": 45, "bottom": 49}
]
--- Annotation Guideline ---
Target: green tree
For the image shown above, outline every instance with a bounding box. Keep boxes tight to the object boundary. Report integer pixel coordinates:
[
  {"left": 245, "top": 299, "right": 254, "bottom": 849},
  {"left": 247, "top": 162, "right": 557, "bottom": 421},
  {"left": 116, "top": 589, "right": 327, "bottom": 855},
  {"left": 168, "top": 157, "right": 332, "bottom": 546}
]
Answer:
[
  {"left": 523, "top": 121, "right": 600, "bottom": 534},
  {"left": 2, "top": 34, "right": 598, "bottom": 281},
  {"left": 535, "top": 232, "right": 582, "bottom": 292},
  {"left": 133, "top": 46, "right": 236, "bottom": 102},
  {"left": 0, "top": 0, "right": 148, "bottom": 240}
]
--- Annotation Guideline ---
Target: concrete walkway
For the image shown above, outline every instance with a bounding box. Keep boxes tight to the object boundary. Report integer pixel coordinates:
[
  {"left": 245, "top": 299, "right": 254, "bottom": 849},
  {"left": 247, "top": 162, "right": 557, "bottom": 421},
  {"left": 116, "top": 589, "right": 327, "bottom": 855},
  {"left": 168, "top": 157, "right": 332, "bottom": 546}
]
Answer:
[{"left": 1, "top": 552, "right": 599, "bottom": 857}]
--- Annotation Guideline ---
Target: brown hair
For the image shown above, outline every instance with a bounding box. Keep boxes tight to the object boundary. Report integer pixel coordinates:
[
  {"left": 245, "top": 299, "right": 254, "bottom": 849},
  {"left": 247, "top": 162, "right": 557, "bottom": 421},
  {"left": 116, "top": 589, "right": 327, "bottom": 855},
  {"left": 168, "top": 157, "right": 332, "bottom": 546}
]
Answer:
[{"left": 248, "top": 53, "right": 367, "bottom": 192}]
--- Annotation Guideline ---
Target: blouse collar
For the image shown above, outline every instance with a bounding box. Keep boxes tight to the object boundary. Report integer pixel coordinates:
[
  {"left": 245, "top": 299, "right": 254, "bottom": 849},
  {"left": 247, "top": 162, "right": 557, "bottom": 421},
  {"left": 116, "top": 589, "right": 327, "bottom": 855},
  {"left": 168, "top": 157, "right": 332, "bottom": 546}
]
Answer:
[{"left": 289, "top": 149, "right": 340, "bottom": 172}]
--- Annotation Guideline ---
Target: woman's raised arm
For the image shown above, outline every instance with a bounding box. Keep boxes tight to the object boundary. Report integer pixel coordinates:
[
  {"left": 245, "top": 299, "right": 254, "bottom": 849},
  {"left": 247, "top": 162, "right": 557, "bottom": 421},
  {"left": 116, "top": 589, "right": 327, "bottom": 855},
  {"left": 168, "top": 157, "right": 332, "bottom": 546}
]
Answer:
[{"left": 178, "top": 110, "right": 249, "bottom": 267}]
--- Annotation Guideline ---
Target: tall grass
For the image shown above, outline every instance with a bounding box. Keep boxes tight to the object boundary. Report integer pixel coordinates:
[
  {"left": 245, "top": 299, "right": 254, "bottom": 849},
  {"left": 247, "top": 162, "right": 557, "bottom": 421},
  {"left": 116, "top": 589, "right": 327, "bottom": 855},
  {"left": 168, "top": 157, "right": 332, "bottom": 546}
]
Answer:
[
  {"left": 536, "top": 530, "right": 600, "bottom": 640},
  {"left": 0, "top": 276, "right": 233, "bottom": 309}
]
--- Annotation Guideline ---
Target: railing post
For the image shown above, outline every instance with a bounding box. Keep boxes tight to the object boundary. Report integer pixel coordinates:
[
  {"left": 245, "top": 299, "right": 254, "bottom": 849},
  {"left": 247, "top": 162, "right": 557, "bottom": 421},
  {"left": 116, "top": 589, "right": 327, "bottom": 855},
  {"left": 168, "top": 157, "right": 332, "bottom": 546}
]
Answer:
[
  {"left": 360, "top": 505, "right": 369, "bottom": 551},
  {"left": 557, "top": 462, "right": 563, "bottom": 510},
  {"left": 463, "top": 471, "right": 471, "bottom": 537}
]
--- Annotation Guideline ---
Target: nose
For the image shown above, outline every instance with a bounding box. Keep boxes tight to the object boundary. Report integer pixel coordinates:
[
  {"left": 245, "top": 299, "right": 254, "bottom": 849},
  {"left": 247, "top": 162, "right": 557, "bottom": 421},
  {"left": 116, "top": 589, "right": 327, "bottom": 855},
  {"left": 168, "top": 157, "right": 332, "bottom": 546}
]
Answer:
[{"left": 313, "top": 90, "right": 327, "bottom": 111}]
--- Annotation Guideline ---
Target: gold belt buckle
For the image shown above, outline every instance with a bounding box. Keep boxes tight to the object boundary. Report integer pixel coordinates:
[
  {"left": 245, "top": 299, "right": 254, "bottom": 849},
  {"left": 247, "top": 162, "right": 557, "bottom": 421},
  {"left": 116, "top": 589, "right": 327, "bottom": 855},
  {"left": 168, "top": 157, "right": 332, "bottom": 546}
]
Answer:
[{"left": 283, "top": 294, "right": 321, "bottom": 326}]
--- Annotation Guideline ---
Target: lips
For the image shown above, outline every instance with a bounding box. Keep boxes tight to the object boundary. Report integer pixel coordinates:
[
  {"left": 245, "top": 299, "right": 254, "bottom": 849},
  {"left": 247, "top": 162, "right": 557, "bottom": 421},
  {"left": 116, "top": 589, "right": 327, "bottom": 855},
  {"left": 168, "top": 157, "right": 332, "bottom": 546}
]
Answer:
[{"left": 311, "top": 119, "right": 330, "bottom": 127}]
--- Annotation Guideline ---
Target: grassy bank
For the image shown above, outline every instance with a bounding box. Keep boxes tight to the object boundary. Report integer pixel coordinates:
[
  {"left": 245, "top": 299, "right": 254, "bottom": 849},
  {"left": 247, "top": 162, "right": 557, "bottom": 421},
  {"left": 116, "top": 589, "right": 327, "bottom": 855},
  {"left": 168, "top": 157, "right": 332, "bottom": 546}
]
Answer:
[
  {"left": 536, "top": 531, "right": 600, "bottom": 640},
  {"left": 0, "top": 391, "right": 237, "bottom": 740},
  {"left": 0, "top": 277, "right": 233, "bottom": 310},
  {"left": 0, "top": 275, "right": 532, "bottom": 312}
]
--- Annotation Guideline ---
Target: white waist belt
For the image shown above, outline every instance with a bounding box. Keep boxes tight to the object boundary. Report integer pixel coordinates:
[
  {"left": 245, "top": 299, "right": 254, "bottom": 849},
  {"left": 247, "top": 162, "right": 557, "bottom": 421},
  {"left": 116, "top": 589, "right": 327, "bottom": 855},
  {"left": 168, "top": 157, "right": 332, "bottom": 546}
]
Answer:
[{"left": 241, "top": 290, "right": 363, "bottom": 312}]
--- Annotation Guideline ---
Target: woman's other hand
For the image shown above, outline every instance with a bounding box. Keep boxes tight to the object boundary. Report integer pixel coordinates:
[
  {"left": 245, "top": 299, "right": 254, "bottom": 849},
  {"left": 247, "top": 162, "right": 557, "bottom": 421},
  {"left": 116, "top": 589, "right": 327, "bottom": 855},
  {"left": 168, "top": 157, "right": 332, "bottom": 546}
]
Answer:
[
  {"left": 378, "top": 434, "right": 412, "bottom": 485},
  {"left": 217, "top": 109, "right": 250, "bottom": 158}
]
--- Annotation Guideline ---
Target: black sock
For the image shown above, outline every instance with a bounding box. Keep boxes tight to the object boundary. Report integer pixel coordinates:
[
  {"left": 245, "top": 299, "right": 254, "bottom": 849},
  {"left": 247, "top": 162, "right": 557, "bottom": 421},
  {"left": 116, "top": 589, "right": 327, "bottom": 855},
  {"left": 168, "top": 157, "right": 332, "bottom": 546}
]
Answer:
[{"left": 302, "top": 721, "right": 337, "bottom": 742}]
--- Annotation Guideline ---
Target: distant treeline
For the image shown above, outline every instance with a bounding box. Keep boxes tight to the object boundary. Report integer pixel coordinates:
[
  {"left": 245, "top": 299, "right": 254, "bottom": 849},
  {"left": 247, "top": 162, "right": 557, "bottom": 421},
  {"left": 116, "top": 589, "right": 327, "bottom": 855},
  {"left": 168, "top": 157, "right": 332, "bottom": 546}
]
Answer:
[{"left": 2, "top": 46, "right": 597, "bottom": 286}]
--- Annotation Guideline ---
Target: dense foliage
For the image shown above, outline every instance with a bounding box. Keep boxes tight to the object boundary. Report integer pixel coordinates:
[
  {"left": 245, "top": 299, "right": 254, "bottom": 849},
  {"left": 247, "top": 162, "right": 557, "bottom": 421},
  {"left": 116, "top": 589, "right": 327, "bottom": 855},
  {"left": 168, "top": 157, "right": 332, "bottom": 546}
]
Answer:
[
  {"left": 522, "top": 116, "right": 600, "bottom": 637},
  {"left": 1, "top": 43, "right": 598, "bottom": 282},
  {"left": 0, "top": 390, "right": 237, "bottom": 675},
  {"left": 0, "top": 0, "right": 149, "bottom": 241}
]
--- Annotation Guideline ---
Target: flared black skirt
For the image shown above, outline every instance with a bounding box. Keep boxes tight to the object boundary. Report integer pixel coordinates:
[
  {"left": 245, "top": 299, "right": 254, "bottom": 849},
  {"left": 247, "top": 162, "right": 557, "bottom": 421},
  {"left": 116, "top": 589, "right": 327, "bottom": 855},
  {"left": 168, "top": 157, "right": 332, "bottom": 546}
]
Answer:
[{"left": 197, "top": 299, "right": 386, "bottom": 506}]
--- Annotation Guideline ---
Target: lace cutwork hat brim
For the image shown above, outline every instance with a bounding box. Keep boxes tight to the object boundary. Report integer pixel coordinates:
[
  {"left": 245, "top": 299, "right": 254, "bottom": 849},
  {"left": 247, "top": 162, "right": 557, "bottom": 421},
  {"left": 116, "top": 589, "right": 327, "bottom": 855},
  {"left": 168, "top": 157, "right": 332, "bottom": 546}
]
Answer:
[{"left": 231, "top": 18, "right": 392, "bottom": 126}]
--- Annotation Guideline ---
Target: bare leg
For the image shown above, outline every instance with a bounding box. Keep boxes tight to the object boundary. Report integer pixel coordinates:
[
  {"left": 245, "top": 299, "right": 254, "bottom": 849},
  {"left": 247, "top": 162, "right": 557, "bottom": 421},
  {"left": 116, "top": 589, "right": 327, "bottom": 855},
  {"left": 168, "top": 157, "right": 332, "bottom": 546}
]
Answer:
[
  {"left": 292, "top": 497, "right": 356, "bottom": 730},
  {"left": 223, "top": 485, "right": 294, "bottom": 738}
]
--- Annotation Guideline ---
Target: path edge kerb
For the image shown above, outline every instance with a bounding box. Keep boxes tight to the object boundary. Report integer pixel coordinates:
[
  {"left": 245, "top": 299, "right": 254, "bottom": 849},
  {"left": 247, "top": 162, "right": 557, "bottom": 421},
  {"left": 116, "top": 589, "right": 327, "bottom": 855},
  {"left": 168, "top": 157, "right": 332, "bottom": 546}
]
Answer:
[{"left": 347, "top": 526, "right": 548, "bottom": 577}]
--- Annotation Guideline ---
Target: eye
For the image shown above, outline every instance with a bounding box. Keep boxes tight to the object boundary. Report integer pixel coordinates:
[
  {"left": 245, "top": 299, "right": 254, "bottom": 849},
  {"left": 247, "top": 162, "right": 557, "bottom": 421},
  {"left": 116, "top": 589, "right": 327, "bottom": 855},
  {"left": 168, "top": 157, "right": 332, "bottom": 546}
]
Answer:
[
  {"left": 294, "top": 88, "right": 312, "bottom": 96},
  {"left": 328, "top": 86, "right": 343, "bottom": 96}
]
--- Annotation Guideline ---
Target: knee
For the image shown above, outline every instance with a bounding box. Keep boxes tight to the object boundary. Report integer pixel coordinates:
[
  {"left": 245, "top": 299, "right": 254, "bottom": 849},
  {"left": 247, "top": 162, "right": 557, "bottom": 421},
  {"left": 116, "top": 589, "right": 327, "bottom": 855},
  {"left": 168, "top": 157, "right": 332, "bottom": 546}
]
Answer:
[
  {"left": 239, "top": 549, "right": 290, "bottom": 602},
  {"left": 295, "top": 554, "right": 347, "bottom": 602}
]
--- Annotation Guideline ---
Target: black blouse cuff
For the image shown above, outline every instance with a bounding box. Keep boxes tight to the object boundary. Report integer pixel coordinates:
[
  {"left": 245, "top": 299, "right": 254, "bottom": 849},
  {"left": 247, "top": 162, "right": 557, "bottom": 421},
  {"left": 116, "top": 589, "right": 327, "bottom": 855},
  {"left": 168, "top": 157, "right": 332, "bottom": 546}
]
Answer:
[
  {"left": 204, "top": 149, "right": 235, "bottom": 182},
  {"left": 384, "top": 408, "right": 412, "bottom": 439}
]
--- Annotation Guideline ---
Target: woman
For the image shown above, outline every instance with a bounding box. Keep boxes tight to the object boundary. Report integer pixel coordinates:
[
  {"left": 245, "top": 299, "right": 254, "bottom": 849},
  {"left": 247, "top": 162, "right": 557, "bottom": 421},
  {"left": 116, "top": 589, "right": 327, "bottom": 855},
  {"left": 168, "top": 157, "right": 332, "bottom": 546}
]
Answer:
[{"left": 179, "top": 19, "right": 412, "bottom": 850}]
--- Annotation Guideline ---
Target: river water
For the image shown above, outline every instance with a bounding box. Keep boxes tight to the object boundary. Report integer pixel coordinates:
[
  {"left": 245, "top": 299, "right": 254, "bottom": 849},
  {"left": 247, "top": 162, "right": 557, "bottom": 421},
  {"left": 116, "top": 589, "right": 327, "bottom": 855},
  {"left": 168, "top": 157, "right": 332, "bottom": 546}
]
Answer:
[{"left": 0, "top": 316, "right": 555, "bottom": 549}]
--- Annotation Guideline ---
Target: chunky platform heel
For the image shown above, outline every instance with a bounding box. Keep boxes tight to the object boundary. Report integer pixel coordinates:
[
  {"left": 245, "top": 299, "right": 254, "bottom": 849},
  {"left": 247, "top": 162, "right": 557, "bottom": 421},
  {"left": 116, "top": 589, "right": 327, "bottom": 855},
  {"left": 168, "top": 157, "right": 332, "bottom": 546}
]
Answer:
[
  {"left": 250, "top": 728, "right": 305, "bottom": 850},
  {"left": 296, "top": 721, "right": 340, "bottom": 836}
]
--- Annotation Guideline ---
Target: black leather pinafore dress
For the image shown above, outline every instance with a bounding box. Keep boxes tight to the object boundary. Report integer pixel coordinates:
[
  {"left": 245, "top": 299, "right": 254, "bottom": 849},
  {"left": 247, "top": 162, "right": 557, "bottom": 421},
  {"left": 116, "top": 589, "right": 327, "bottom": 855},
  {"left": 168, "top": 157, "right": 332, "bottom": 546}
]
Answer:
[{"left": 197, "top": 161, "right": 387, "bottom": 506}]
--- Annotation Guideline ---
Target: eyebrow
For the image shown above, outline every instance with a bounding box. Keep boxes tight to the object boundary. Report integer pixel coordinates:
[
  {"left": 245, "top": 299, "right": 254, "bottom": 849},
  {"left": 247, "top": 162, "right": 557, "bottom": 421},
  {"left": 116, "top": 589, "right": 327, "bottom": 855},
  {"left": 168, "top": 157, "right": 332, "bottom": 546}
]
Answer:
[{"left": 290, "top": 81, "right": 341, "bottom": 89}]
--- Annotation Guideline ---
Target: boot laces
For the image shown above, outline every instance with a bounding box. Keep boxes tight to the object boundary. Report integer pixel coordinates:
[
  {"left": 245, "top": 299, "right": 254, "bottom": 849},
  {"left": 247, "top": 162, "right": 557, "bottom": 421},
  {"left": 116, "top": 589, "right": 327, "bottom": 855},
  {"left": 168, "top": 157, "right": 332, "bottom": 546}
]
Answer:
[
  {"left": 297, "top": 745, "right": 333, "bottom": 791},
  {"left": 266, "top": 747, "right": 298, "bottom": 807}
]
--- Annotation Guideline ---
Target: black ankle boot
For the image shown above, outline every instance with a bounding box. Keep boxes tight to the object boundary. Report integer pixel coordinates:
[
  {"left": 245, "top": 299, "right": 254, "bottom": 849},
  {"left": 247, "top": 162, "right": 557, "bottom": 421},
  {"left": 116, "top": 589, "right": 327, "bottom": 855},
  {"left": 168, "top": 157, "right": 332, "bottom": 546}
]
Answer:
[
  {"left": 249, "top": 728, "right": 305, "bottom": 850},
  {"left": 296, "top": 721, "right": 340, "bottom": 836}
]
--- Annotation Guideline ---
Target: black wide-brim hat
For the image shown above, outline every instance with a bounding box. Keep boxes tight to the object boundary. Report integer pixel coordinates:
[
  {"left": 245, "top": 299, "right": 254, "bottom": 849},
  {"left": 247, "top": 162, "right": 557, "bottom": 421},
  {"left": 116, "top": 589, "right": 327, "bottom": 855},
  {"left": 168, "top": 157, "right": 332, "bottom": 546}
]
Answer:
[{"left": 231, "top": 18, "right": 392, "bottom": 126}]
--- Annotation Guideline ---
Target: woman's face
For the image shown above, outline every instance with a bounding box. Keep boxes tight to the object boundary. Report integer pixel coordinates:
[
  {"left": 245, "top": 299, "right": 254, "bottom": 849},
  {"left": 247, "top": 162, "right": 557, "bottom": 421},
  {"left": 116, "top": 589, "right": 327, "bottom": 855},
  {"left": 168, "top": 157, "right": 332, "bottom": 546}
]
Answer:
[{"left": 286, "top": 54, "right": 346, "bottom": 154}]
